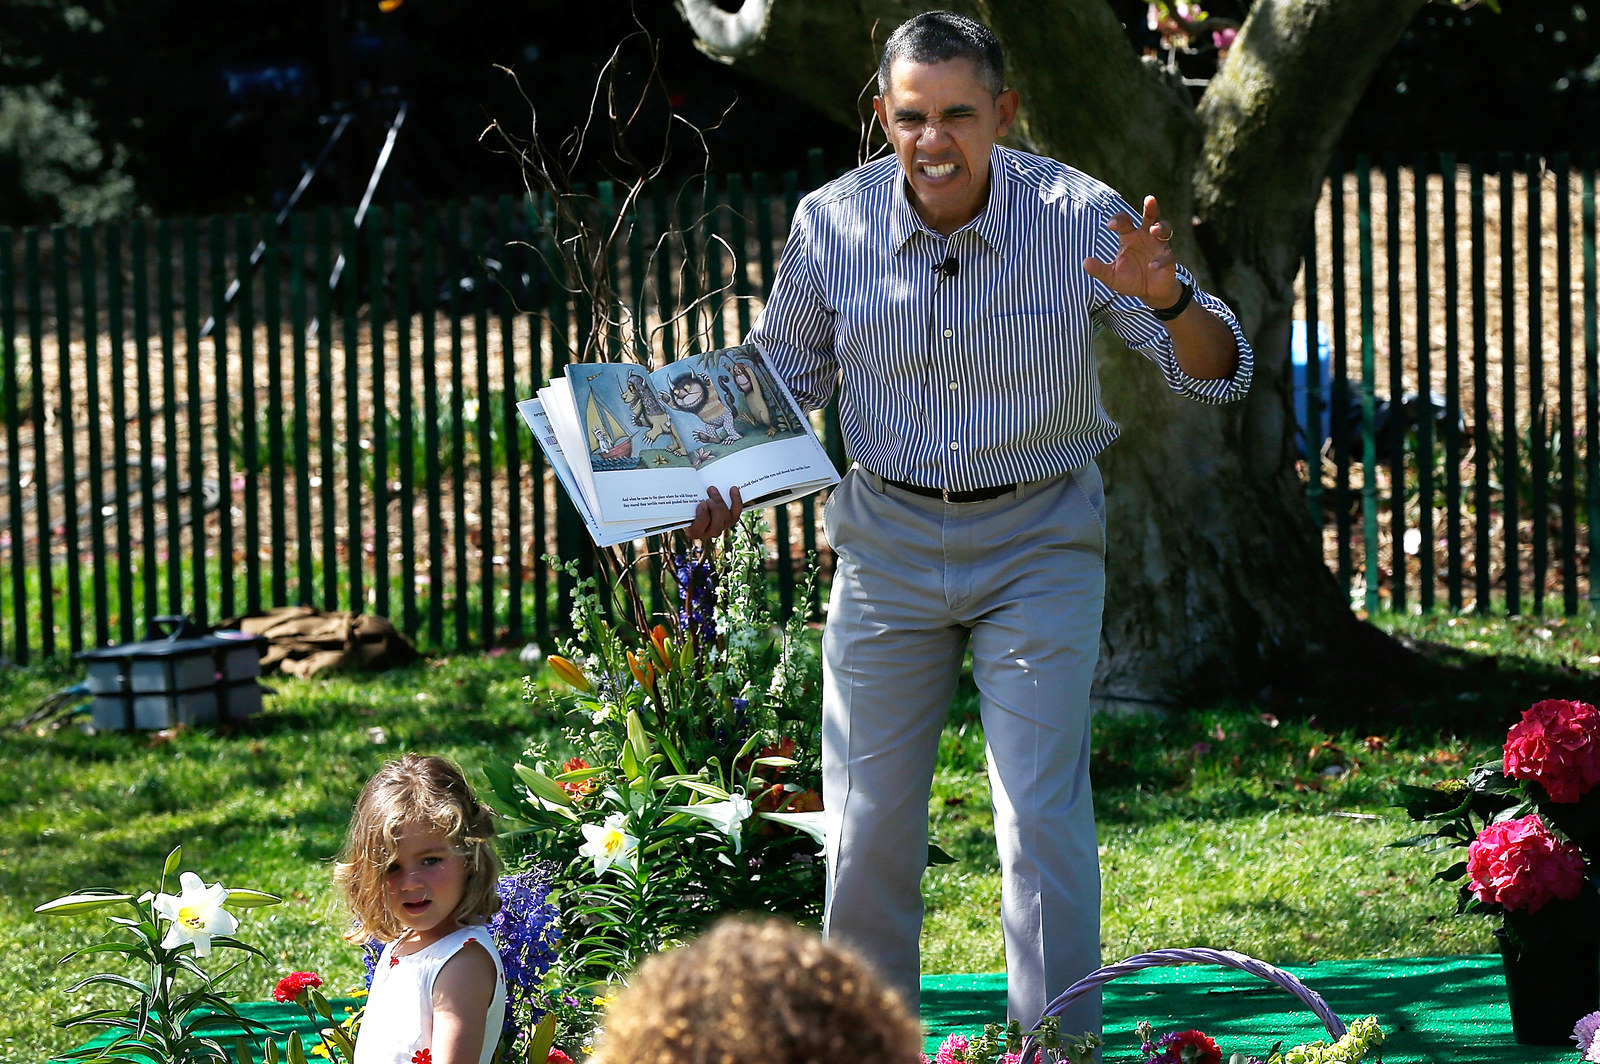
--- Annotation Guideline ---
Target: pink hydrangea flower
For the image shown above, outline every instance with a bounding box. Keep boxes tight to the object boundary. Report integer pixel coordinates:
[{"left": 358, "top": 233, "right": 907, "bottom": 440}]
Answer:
[
  {"left": 934, "top": 1035, "right": 969, "bottom": 1064},
  {"left": 1576, "top": 1011, "right": 1600, "bottom": 1060},
  {"left": 1466, "top": 814, "right": 1586, "bottom": 912},
  {"left": 1503, "top": 699, "right": 1600, "bottom": 802}
]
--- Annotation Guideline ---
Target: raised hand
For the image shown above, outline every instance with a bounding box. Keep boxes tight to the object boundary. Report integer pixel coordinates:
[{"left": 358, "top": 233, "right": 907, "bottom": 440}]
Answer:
[{"left": 1082, "top": 194, "right": 1184, "bottom": 307}]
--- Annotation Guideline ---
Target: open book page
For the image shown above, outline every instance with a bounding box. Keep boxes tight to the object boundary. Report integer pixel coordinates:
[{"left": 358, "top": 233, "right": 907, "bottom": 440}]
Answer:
[
  {"left": 649, "top": 346, "right": 836, "bottom": 506},
  {"left": 524, "top": 344, "right": 840, "bottom": 541},
  {"left": 563, "top": 365, "right": 709, "bottom": 524},
  {"left": 515, "top": 398, "right": 681, "bottom": 547}
]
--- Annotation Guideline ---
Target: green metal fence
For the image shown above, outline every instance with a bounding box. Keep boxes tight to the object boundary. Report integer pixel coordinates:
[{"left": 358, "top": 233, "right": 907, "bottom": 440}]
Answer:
[
  {"left": 1300, "top": 152, "right": 1600, "bottom": 617},
  {"left": 1, "top": 150, "right": 1597, "bottom": 663}
]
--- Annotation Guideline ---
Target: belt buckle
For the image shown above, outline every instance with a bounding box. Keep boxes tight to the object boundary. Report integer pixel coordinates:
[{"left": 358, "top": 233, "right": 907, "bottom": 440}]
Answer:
[{"left": 941, "top": 487, "right": 953, "bottom": 504}]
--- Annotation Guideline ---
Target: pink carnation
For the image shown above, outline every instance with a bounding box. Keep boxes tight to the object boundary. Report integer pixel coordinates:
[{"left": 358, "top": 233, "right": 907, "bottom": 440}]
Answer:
[
  {"left": 934, "top": 1035, "right": 969, "bottom": 1064},
  {"left": 1466, "top": 814, "right": 1587, "bottom": 913},
  {"left": 1503, "top": 699, "right": 1600, "bottom": 802}
]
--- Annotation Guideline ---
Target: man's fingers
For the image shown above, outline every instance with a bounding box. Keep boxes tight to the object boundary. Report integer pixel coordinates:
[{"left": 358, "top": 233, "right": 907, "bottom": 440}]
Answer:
[
  {"left": 1082, "top": 256, "right": 1111, "bottom": 284},
  {"left": 1141, "top": 194, "right": 1162, "bottom": 229},
  {"left": 726, "top": 485, "right": 745, "bottom": 522},
  {"left": 1104, "top": 211, "right": 1135, "bottom": 234}
]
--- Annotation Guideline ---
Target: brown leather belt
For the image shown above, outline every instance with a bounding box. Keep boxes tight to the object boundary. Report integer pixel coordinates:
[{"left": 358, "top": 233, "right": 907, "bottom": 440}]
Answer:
[{"left": 882, "top": 477, "right": 1018, "bottom": 503}]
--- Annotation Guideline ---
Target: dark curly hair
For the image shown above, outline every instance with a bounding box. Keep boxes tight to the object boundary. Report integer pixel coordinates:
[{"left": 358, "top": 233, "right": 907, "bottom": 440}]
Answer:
[{"left": 589, "top": 917, "right": 925, "bottom": 1064}]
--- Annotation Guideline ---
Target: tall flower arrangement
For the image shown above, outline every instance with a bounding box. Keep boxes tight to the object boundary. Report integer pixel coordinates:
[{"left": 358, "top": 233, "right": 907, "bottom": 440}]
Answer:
[
  {"left": 1397, "top": 697, "right": 1600, "bottom": 1042},
  {"left": 482, "top": 518, "right": 825, "bottom": 1053}
]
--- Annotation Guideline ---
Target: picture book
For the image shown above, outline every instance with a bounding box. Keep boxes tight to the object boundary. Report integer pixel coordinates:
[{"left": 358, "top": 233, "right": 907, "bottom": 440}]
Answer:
[{"left": 517, "top": 344, "right": 838, "bottom": 545}]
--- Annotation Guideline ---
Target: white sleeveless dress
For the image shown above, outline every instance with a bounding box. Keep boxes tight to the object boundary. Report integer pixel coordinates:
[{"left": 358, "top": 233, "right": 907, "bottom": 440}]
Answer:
[{"left": 353, "top": 924, "right": 507, "bottom": 1064}]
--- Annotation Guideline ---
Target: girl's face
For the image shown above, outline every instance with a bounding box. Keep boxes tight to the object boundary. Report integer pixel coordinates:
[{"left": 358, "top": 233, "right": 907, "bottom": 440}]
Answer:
[{"left": 384, "top": 820, "right": 468, "bottom": 947}]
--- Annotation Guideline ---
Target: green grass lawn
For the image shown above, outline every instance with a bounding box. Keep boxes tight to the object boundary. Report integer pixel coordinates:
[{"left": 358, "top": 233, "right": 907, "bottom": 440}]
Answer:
[{"left": 3, "top": 612, "right": 1597, "bottom": 1061}]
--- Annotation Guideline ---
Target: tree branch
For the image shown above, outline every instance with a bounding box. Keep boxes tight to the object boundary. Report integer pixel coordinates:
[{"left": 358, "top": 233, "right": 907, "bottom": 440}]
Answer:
[{"left": 1193, "top": 0, "right": 1429, "bottom": 301}]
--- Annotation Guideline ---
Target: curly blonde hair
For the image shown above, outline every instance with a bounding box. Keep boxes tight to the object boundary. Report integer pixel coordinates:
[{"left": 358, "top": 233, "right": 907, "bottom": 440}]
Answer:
[
  {"left": 333, "top": 753, "right": 501, "bottom": 943},
  {"left": 589, "top": 918, "right": 925, "bottom": 1064}
]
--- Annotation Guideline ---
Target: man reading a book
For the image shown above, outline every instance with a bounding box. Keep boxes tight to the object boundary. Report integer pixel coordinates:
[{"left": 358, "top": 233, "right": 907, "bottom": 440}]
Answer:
[{"left": 689, "top": 9, "right": 1252, "bottom": 1037}]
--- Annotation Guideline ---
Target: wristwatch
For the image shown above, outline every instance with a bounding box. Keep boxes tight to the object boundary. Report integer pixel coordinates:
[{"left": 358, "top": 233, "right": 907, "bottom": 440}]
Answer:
[{"left": 1149, "top": 281, "right": 1194, "bottom": 322}]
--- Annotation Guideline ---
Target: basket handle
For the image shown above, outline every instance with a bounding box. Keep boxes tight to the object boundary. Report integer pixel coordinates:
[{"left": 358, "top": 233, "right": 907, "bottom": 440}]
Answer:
[{"left": 1020, "top": 947, "right": 1346, "bottom": 1061}]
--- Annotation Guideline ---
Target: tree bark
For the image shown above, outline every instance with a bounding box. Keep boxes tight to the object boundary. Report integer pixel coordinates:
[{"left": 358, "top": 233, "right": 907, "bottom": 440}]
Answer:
[{"left": 681, "top": 0, "right": 1425, "bottom": 703}]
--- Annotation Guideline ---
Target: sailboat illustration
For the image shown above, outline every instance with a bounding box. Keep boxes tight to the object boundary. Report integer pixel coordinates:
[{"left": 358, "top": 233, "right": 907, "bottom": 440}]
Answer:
[{"left": 586, "top": 392, "right": 636, "bottom": 465}]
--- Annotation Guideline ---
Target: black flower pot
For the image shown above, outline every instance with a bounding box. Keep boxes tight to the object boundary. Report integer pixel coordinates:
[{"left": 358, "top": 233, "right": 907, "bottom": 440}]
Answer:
[{"left": 1496, "top": 926, "right": 1600, "bottom": 1044}]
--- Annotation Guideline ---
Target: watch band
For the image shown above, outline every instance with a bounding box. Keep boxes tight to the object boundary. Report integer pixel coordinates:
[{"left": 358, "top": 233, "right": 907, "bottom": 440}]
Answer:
[{"left": 1150, "top": 281, "right": 1194, "bottom": 322}]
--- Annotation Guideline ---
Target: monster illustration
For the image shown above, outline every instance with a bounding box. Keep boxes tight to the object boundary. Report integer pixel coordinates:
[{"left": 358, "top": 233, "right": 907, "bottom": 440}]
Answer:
[
  {"left": 663, "top": 370, "right": 743, "bottom": 446},
  {"left": 622, "top": 373, "right": 688, "bottom": 457}
]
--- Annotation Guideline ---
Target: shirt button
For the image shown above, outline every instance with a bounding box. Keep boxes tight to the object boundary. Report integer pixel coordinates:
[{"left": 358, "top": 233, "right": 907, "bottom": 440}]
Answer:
[
  {"left": 949, "top": 441, "right": 960, "bottom": 451},
  {"left": 948, "top": 380, "right": 959, "bottom": 390},
  {"left": 943, "top": 329, "right": 953, "bottom": 338}
]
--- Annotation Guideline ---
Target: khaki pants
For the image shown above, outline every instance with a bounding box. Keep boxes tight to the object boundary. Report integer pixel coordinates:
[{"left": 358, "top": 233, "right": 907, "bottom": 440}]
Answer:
[{"left": 821, "top": 464, "right": 1106, "bottom": 1036}]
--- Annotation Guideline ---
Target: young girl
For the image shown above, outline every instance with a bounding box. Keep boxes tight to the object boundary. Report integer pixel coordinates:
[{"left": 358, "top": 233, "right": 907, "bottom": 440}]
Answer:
[{"left": 336, "top": 754, "right": 506, "bottom": 1064}]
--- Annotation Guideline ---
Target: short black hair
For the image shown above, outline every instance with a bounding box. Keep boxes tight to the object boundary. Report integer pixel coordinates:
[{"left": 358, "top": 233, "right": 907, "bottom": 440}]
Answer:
[{"left": 878, "top": 11, "right": 1005, "bottom": 97}]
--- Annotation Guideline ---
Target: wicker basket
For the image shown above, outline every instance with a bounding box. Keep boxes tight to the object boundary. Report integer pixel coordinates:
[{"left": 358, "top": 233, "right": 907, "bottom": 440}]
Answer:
[{"left": 1021, "top": 947, "right": 1347, "bottom": 1060}]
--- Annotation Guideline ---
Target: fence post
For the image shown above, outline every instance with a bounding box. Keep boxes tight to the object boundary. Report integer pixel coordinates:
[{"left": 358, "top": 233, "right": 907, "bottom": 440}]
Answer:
[
  {"left": 210, "top": 215, "right": 234, "bottom": 624},
  {"left": 1441, "top": 154, "right": 1463, "bottom": 610},
  {"left": 1555, "top": 154, "right": 1577, "bottom": 614},
  {"left": 132, "top": 221, "right": 158, "bottom": 629},
  {"left": 1356, "top": 159, "right": 1379, "bottom": 615},
  {"left": 1470, "top": 156, "right": 1490, "bottom": 612},
  {"left": 56, "top": 225, "right": 84, "bottom": 648},
  {"left": 0, "top": 228, "right": 25, "bottom": 663},
  {"left": 1383, "top": 155, "right": 1405, "bottom": 613},
  {"left": 25, "top": 229, "right": 52, "bottom": 655},
  {"left": 108, "top": 222, "right": 135, "bottom": 641},
  {"left": 1413, "top": 152, "right": 1435, "bottom": 613},
  {"left": 1499, "top": 153, "right": 1520, "bottom": 615},
  {"left": 81, "top": 224, "right": 109, "bottom": 647},
  {"left": 369, "top": 205, "right": 390, "bottom": 621},
  {"left": 1527, "top": 155, "right": 1546, "bottom": 615},
  {"left": 236, "top": 213, "right": 261, "bottom": 618}
]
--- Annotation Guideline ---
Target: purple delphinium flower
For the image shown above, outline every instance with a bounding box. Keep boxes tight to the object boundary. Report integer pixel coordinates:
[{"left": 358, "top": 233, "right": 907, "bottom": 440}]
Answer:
[
  {"left": 673, "top": 551, "right": 718, "bottom": 643},
  {"left": 490, "top": 868, "right": 562, "bottom": 1044},
  {"left": 361, "top": 938, "right": 383, "bottom": 990}
]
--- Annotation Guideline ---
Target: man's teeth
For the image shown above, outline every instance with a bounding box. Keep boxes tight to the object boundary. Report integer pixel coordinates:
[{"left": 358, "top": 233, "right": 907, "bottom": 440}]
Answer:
[{"left": 923, "top": 163, "right": 956, "bottom": 178}]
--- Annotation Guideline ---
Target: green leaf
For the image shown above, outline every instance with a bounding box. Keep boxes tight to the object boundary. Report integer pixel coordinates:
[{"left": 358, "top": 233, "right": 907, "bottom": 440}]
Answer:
[
  {"left": 35, "top": 892, "right": 137, "bottom": 916},
  {"left": 753, "top": 756, "right": 799, "bottom": 769},
  {"left": 620, "top": 739, "right": 640, "bottom": 781},
  {"left": 554, "top": 765, "right": 607, "bottom": 783},
  {"left": 310, "top": 987, "right": 333, "bottom": 1020},
  {"left": 235, "top": 1036, "right": 257, "bottom": 1064},
  {"left": 64, "top": 973, "right": 155, "bottom": 998},
  {"left": 513, "top": 763, "right": 574, "bottom": 808},
  {"left": 264, "top": 1036, "right": 280, "bottom": 1064},
  {"left": 61, "top": 942, "right": 156, "bottom": 968},
  {"left": 226, "top": 888, "right": 283, "bottom": 909},
  {"left": 162, "top": 846, "right": 183, "bottom": 890},
  {"left": 927, "top": 842, "right": 956, "bottom": 866},
  {"left": 322, "top": 1024, "right": 356, "bottom": 1057},
  {"left": 656, "top": 732, "right": 689, "bottom": 776},
  {"left": 287, "top": 1030, "right": 310, "bottom": 1064},
  {"left": 1436, "top": 861, "right": 1469, "bottom": 882}
]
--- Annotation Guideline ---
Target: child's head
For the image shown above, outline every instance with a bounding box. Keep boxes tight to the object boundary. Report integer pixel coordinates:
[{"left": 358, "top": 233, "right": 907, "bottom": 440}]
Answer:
[
  {"left": 334, "top": 753, "right": 501, "bottom": 944},
  {"left": 588, "top": 917, "right": 924, "bottom": 1064}
]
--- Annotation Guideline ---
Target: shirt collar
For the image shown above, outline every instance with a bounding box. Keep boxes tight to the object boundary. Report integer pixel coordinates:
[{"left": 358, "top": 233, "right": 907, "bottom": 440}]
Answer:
[{"left": 889, "top": 144, "right": 1012, "bottom": 257}]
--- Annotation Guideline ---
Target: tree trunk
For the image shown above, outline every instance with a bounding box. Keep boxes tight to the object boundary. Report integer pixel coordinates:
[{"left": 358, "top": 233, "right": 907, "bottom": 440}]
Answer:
[{"left": 680, "top": 0, "right": 1426, "bottom": 703}]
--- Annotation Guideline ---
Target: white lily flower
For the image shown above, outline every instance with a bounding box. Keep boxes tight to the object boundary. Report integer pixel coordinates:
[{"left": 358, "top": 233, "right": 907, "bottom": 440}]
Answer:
[
  {"left": 758, "top": 810, "right": 827, "bottom": 854},
  {"left": 669, "top": 793, "right": 755, "bottom": 854},
  {"left": 152, "top": 871, "right": 238, "bottom": 958},
  {"left": 578, "top": 813, "right": 638, "bottom": 876}
]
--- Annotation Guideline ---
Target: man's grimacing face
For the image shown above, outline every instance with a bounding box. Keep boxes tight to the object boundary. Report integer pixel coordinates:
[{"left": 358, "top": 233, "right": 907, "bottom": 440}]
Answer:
[{"left": 872, "top": 55, "right": 1018, "bottom": 235}]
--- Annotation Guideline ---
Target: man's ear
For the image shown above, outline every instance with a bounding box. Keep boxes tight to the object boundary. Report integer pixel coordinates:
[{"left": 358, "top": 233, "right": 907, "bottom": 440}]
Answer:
[
  {"left": 995, "top": 88, "right": 1020, "bottom": 138},
  {"left": 872, "top": 95, "right": 890, "bottom": 138}
]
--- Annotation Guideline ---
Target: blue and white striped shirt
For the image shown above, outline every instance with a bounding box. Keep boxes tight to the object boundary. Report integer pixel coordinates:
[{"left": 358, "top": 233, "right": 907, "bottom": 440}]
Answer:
[{"left": 747, "top": 145, "right": 1254, "bottom": 491}]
